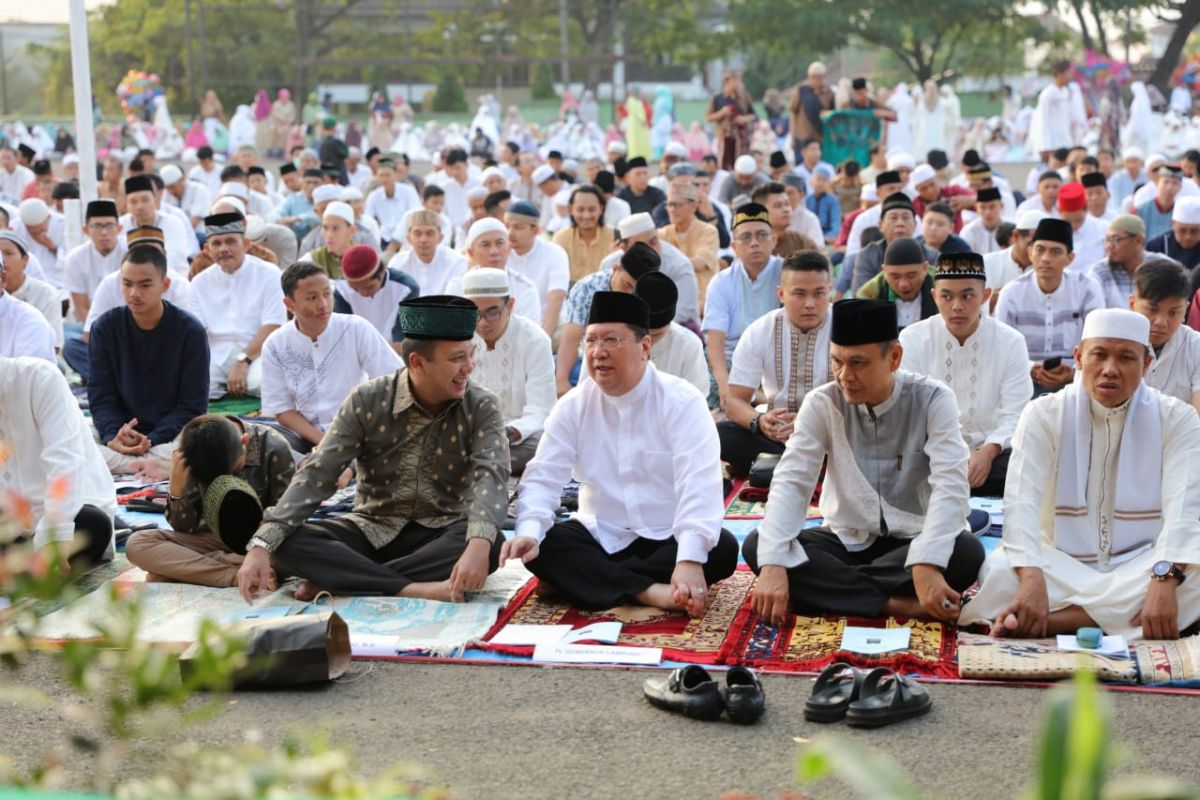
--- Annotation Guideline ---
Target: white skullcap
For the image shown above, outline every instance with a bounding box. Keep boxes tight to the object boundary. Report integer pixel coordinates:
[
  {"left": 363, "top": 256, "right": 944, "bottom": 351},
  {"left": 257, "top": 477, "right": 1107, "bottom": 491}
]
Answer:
[
  {"left": 532, "top": 164, "right": 556, "bottom": 184},
  {"left": 245, "top": 213, "right": 267, "bottom": 241},
  {"left": 212, "top": 196, "right": 246, "bottom": 216},
  {"left": 563, "top": 158, "right": 579, "bottom": 173},
  {"left": 340, "top": 186, "right": 364, "bottom": 202},
  {"left": 218, "top": 181, "right": 248, "bottom": 200},
  {"left": 887, "top": 152, "right": 916, "bottom": 170},
  {"left": 861, "top": 184, "right": 879, "bottom": 203},
  {"left": 910, "top": 164, "right": 936, "bottom": 186},
  {"left": 160, "top": 165, "right": 184, "bottom": 185},
  {"left": 1122, "top": 146, "right": 1145, "bottom": 162},
  {"left": 312, "top": 184, "right": 342, "bottom": 204},
  {"left": 1146, "top": 153, "right": 1167, "bottom": 170},
  {"left": 18, "top": 199, "right": 49, "bottom": 226},
  {"left": 1016, "top": 209, "right": 1048, "bottom": 231},
  {"left": 1173, "top": 196, "right": 1200, "bottom": 224},
  {"left": 348, "top": 145, "right": 362, "bottom": 157},
  {"left": 62, "top": 154, "right": 80, "bottom": 167},
  {"left": 807, "top": 61, "right": 827, "bottom": 77},
  {"left": 462, "top": 266, "right": 510, "bottom": 298},
  {"left": 618, "top": 212, "right": 656, "bottom": 239},
  {"left": 1080, "top": 308, "right": 1150, "bottom": 348},
  {"left": 734, "top": 154, "right": 757, "bottom": 175},
  {"left": 607, "top": 140, "right": 627, "bottom": 155},
  {"left": 465, "top": 216, "right": 508, "bottom": 249},
  {"left": 480, "top": 166, "right": 505, "bottom": 181},
  {"left": 323, "top": 201, "right": 355, "bottom": 226},
  {"left": 466, "top": 186, "right": 489, "bottom": 201},
  {"left": 664, "top": 141, "right": 688, "bottom": 159},
  {"left": 553, "top": 188, "right": 572, "bottom": 206}
]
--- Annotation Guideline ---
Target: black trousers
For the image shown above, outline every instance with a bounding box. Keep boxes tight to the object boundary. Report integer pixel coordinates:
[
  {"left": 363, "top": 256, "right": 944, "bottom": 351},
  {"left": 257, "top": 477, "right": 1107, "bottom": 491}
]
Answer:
[
  {"left": 6, "top": 504, "right": 113, "bottom": 570},
  {"left": 526, "top": 519, "right": 740, "bottom": 609},
  {"left": 971, "top": 448, "right": 1011, "bottom": 498},
  {"left": 271, "top": 516, "right": 502, "bottom": 595},
  {"left": 742, "top": 527, "right": 985, "bottom": 617},
  {"left": 716, "top": 420, "right": 785, "bottom": 478}
]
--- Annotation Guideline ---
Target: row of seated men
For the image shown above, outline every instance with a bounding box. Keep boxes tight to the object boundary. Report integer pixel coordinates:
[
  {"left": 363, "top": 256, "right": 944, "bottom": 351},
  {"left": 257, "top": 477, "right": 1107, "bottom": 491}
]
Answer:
[{"left": 4, "top": 209, "right": 1198, "bottom": 642}]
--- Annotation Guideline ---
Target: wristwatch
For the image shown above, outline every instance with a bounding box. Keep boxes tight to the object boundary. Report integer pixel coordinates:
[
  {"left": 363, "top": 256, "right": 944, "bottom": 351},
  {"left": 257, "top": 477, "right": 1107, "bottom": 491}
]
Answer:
[
  {"left": 749, "top": 413, "right": 763, "bottom": 435},
  {"left": 1151, "top": 560, "right": 1186, "bottom": 584},
  {"left": 237, "top": 351, "right": 253, "bottom": 365},
  {"left": 247, "top": 536, "right": 272, "bottom": 553}
]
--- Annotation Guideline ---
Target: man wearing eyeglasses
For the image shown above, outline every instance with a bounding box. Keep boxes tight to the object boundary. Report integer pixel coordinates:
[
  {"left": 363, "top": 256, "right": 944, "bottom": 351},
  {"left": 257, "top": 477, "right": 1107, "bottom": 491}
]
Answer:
[
  {"left": 1088, "top": 215, "right": 1151, "bottom": 308},
  {"left": 463, "top": 267, "right": 555, "bottom": 475},
  {"left": 504, "top": 290, "right": 738, "bottom": 615}
]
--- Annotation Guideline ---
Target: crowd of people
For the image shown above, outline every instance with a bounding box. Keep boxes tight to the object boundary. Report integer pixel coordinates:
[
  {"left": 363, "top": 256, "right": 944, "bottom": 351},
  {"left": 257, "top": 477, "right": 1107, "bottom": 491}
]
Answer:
[{"left": 3, "top": 56, "right": 1200, "bottom": 644}]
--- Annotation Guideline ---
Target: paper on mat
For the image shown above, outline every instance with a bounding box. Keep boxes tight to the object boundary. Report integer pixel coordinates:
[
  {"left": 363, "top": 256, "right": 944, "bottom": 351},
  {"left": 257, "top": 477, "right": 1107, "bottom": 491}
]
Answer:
[
  {"left": 491, "top": 621, "right": 622, "bottom": 646},
  {"left": 840, "top": 626, "right": 911, "bottom": 655},
  {"left": 1056, "top": 634, "right": 1130, "bottom": 658},
  {"left": 532, "top": 642, "right": 662, "bottom": 665}
]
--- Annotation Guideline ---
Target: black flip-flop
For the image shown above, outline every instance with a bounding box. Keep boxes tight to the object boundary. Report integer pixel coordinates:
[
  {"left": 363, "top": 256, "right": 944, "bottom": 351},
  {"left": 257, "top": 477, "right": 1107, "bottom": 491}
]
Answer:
[
  {"left": 805, "top": 662, "right": 868, "bottom": 722},
  {"left": 845, "top": 668, "right": 932, "bottom": 728}
]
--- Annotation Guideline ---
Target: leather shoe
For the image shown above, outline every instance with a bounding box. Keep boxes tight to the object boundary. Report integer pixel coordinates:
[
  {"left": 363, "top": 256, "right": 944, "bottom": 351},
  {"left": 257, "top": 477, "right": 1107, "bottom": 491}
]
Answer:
[
  {"left": 720, "top": 666, "right": 765, "bottom": 724},
  {"left": 642, "top": 665, "right": 724, "bottom": 721}
]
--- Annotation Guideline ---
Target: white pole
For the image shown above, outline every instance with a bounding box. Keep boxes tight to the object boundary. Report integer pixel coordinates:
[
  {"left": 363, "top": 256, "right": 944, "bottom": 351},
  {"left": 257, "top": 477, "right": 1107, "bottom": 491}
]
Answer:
[{"left": 68, "top": 0, "right": 97, "bottom": 205}]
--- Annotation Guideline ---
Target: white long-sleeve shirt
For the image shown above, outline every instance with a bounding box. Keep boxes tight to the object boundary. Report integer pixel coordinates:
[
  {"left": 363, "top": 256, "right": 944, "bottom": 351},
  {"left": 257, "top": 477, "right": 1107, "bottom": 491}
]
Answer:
[
  {"left": 471, "top": 314, "right": 556, "bottom": 441},
  {"left": 755, "top": 370, "right": 971, "bottom": 570},
  {"left": 365, "top": 183, "right": 421, "bottom": 239},
  {"left": 83, "top": 268, "right": 193, "bottom": 333},
  {"left": 387, "top": 245, "right": 467, "bottom": 297},
  {"left": 993, "top": 269, "right": 1105, "bottom": 368},
  {"left": 63, "top": 240, "right": 127, "bottom": 302},
  {"left": 1147, "top": 324, "right": 1200, "bottom": 407},
  {"left": 260, "top": 314, "right": 402, "bottom": 431},
  {"left": 959, "top": 218, "right": 1002, "bottom": 255},
  {"left": 0, "top": 292, "right": 56, "bottom": 363},
  {"left": 187, "top": 255, "right": 286, "bottom": 367},
  {"left": 580, "top": 322, "right": 708, "bottom": 396},
  {"left": 515, "top": 363, "right": 724, "bottom": 564},
  {"left": 506, "top": 237, "right": 570, "bottom": 310},
  {"left": 0, "top": 357, "right": 115, "bottom": 550},
  {"left": 118, "top": 211, "right": 193, "bottom": 272},
  {"left": 900, "top": 315, "right": 1032, "bottom": 450}
]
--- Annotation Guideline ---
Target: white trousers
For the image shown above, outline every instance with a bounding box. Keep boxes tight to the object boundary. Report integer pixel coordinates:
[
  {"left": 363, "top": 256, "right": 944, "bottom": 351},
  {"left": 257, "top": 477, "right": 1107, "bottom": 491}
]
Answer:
[{"left": 209, "top": 351, "right": 263, "bottom": 400}]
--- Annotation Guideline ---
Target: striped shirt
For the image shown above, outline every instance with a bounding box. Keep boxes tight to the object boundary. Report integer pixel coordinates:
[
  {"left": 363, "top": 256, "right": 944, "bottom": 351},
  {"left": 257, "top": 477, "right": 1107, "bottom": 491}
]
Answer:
[{"left": 993, "top": 269, "right": 1105, "bottom": 368}]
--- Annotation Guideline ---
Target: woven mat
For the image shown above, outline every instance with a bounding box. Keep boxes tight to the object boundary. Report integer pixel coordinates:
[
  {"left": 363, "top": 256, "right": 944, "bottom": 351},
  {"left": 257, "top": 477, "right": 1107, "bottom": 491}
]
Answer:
[
  {"left": 957, "top": 632, "right": 1138, "bottom": 683},
  {"left": 480, "top": 567, "right": 756, "bottom": 664}
]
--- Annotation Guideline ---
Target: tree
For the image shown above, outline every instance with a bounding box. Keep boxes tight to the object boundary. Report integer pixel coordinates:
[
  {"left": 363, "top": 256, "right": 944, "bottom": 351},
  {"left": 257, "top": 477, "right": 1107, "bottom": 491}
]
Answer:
[
  {"left": 530, "top": 62, "right": 557, "bottom": 100},
  {"left": 1149, "top": 0, "right": 1200, "bottom": 94},
  {"left": 729, "top": 0, "right": 1047, "bottom": 85}
]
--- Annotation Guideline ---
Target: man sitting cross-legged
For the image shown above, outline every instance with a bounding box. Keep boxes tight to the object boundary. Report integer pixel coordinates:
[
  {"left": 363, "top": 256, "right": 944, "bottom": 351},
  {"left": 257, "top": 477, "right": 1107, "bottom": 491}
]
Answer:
[
  {"left": 126, "top": 414, "right": 294, "bottom": 587},
  {"left": 503, "top": 291, "right": 739, "bottom": 615},
  {"left": 235, "top": 295, "right": 511, "bottom": 603},
  {"left": 960, "top": 308, "right": 1200, "bottom": 640},
  {"left": 744, "top": 299, "right": 986, "bottom": 625}
]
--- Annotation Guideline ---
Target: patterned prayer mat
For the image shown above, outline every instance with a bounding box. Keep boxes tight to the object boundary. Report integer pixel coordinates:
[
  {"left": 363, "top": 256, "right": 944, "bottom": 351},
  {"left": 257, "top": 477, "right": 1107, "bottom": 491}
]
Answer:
[
  {"left": 1132, "top": 636, "right": 1200, "bottom": 686},
  {"left": 957, "top": 632, "right": 1138, "bottom": 684},
  {"left": 480, "top": 568, "right": 756, "bottom": 664},
  {"left": 17, "top": 554, "right": 133, "bottom": 618},
  {"left": 208, "top": 395, "right": 263, "bottom": 417},
  {"left": 717, "top": 602, "right": 959, "bottom": 678},
  {"left": 722, "top": 479, "right": 820, "bottom": 520}
]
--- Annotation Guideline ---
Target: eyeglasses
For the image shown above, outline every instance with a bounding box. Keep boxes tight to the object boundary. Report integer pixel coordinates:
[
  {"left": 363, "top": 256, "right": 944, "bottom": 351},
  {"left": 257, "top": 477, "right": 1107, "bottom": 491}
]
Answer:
[
  {"left": 478, "top": 303, "right": 507, "bottom": 321},
  {"left": 1104, "top": 234, "right": 1135, "bottom": 246},
  {"left": 583, "top": 335, "right": 632, "bottom": 351},
  {"left": 89, "top": 222, "right": 118, "bottom": 232},
  {"left": 734, "top": 231, "right": 773, "bottom": 243},
  {"left": 665, "top": 201, "right": 694, "bottom": 209}
]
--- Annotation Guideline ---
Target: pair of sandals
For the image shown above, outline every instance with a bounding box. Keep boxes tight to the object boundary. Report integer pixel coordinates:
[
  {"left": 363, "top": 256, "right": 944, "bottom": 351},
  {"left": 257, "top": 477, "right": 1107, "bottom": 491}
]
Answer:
[{"left": 804, "top": 662, "right": 931, "bottom": 727}]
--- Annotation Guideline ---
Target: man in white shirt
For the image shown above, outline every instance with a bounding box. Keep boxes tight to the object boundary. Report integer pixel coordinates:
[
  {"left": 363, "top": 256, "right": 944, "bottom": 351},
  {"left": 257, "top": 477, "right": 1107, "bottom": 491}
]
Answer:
[
  {"left": 386, "top": 209, "right": 467, "bottom": 297},
  {"left": 333, "top": 244, "right": 421, "bottom": 353},
  {"left": 846, "top": 171, "right": 909, "bottom": 259},
  {"left": 0, "top": 244, "right": 56, "bottom": 363},
  {"left": 365, "top": 156, "right": 421, "bottom": 248},
  {"left": 597, "top": 212, "right": 701, "bottom": 327},
  {"left": 959, "top": 188, "right": 1005, "bottom": 255},
  {"left": 960, "top": 309, "right": 1200, "bottom": 641},
  {"left": 1016, "top": 171, "right": 1062, "bottom": 219},
  {"left": 462, "top": 268, "right": 555, "bottom": 475},
  {"left": 503, "top": 291, "right": 738, "bottom": 614},
  {"left": 983, "top": 209, "right": 1045, "bottom": 297},
  {"left": 260, "top": 262, "right": 402, "bottom": 454},
  {"left": 745, "top": 298, "right": 984, "bottom": 624},
  {"left": 0, "top": 146, "right": 34, "bottom": 202},
  {"left": 188, "top": 212, "right": 286, "bottom": 399},
  {"left": 1031, "top": 60, "right": 1086, "bottom": 155},
  {"left": 1088, "top": 215, "right": 1152, "bottom": 308},
  {"left": 1130, "top": 259, "right": 1200, "bottom": 413},
  {"left": 0, "top": 357, "right": 116, "bottom": 570},
  {"left": 427, "top": 148, "right": 479, "bottom": 229},
  {"left": 1057, "top": 182, "right": 1108, "bottom": 269},
  {"left": 995, "top": 218, "right": 1105, "bottom": 395},
  {"left": 900, "top": 253, "right": 1033, "bottom": 496},
  {"left": 718, "top": 251, "right": 832, "bottom": 477},
  {"left": 1082, "top": 172, "right": 1116, "bottom": 223},
  {"left": 64, "top": 200, "right": 126, "bottom": 328},
  {"left": 187, "top": 146, "right": 223, "bottom": 196},
  {"left": 0, "top": 231, "right": 62, "bottom": 350},
  {"left": 444, "top": 217, "right": 540, "bottom": 323},
  {"left": 504, "top": 200, "right": 569, "bottom": 336},
  {"left": 14, "top": 198, "right": 65, "bottom": 289},
  {"left": 119, "top": 175, "right": 193, "bottom": 272},
  {"left": 161, "top": 165, "right": 212, "bottom": 232}
]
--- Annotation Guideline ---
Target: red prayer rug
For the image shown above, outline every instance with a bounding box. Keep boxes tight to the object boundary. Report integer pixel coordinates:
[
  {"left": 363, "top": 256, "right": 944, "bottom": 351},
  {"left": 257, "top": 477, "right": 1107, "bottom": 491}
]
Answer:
[{"left": 479, "top": 568, "right": 756, "bottom": 664}]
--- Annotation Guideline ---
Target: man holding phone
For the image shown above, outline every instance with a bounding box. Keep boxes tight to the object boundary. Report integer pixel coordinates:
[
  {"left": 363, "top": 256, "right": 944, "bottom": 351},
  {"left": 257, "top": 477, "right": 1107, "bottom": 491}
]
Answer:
[{"left": 995, "top": 218, "right": 1105, "bottom": 396}]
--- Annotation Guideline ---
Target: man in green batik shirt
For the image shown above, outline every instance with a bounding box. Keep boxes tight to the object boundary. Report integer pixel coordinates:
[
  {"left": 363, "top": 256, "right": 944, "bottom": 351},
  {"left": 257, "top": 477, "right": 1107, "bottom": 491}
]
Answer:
[{"left": 235, "top": 294, "right": 511, "bottom": 604}]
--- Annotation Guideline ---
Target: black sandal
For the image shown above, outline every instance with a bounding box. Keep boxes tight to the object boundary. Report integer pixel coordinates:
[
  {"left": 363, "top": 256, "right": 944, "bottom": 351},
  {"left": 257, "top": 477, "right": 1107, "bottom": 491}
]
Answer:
[
  {"left": 805, "top": 662, "right": 868, "bottom": 722},
  {"left": 845, "top": 668, "right": 932, "bottom": 728}
]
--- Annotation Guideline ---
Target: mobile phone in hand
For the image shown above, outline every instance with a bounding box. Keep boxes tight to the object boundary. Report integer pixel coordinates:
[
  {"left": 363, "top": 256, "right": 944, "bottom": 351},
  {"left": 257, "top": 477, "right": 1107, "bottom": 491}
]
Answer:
[{"left": 1042, "top": 356, "right": 1062, "bottom": 370}]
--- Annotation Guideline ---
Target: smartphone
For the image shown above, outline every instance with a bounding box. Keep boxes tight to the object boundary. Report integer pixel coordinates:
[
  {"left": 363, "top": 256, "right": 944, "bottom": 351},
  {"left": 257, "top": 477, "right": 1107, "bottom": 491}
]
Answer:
[{"left": 1042, "top": 356, "right": 1062, "bottom": 370}]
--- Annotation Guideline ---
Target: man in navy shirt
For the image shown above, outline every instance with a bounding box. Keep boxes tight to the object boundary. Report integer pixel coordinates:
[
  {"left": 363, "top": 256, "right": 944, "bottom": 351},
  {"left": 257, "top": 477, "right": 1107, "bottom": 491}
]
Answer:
[{"left": 88, "top": 245, "right": 210, "bottom": 474}]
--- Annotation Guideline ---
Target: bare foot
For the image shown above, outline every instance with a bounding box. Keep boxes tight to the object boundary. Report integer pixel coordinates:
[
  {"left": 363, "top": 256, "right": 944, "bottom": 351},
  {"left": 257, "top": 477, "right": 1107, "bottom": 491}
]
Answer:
[
  {"left": 882, "top": 595, "right": 926, "bottom": 620},
  {"left": 295, "top": 580, "right": 327, "bottom": 602},
  {"left": 534, "top": 580, "right": 565, "bottom": 600},
  {"left": 633, "top": 582, "right": 686, "bottom": 612},
  {"left": 399, "top": 580, "right": 454, "bottom": 602},
  {"left": 143, "top": 571, "right": 171, "bottom": 583}
]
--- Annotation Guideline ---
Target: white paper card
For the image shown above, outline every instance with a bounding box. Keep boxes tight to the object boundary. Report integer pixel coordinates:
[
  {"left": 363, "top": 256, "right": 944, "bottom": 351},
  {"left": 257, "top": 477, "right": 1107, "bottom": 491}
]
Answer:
[
  {"left": 840, "top": 626, "right": 911, "bottom": 655},
  {"left": 561, "top": 621, "right": 622, "bottom": 645},
  {"left": 531, "top": 643, "right": 662, "bottom": 665},
  {"left": 1056, "top": 634, "right": 1130, "bottom": 658},
  {"left": 489, "top": 624, "right": 573, "bottom": 645},
  {"left": 350, "top": 633, "right": 403, "bottom": 657}
]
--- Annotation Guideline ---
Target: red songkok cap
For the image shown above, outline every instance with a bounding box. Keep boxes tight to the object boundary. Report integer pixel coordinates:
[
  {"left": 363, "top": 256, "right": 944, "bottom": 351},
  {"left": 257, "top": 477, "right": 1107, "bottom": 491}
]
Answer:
[
  {"left": 341, "top": 244, "right": 380, "bottom": 280},
  {"left": 1057, "top": 182, "right": 1086, "bottom": 213}
]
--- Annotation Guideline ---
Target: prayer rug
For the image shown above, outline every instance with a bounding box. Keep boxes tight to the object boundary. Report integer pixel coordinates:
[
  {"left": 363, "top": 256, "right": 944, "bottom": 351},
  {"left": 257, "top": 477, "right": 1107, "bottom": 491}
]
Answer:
[
  {"left": 479, "top": 567, "right": 757, "bottom": 664},
  {"left": 722, "top": 479, "right": 821, "bottom": 520},
  {"left": 17, "top": 554, "right": 134, "bottom": 618},
  {"left": 956, "top": 632, "right": 1139, "bottom": 684},
  {"left": 718, "top": 603, "right": 959, "bottom": 678},
  {"left": 1132, "top": 636, "right": 1200, "bottom": 687},
  {"left": 208, "top": 395, "right": 263, "bottom": 417}
]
